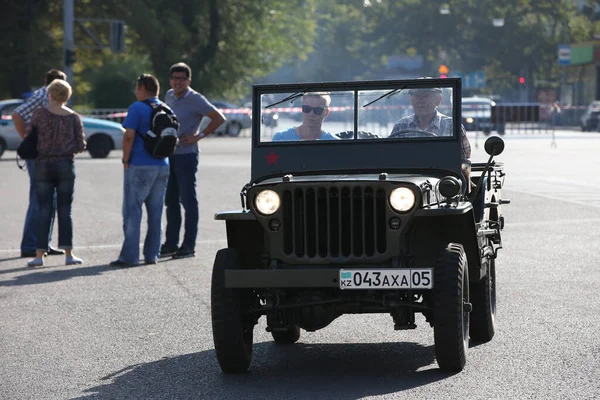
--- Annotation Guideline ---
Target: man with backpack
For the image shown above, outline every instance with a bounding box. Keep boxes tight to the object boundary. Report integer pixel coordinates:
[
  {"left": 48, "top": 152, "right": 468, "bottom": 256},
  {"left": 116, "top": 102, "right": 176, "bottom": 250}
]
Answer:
[
  {"left": 159, "top": 63, "right": 226, "bottom": 259},
  {"left": 110, "top": 74, "right": 175, "bottom": 267}
]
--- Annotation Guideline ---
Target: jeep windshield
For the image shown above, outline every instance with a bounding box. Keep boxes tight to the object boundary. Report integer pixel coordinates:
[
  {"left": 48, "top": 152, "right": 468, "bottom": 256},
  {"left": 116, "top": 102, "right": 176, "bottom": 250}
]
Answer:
[{"left": 251, "top": 79, "right": 464, "bottom": 182}]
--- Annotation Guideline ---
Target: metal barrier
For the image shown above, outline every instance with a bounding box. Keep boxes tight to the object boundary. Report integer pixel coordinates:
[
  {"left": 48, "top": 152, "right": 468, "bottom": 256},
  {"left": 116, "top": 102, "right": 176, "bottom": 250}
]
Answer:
[
  {"left": 80, "top": 103, "right": 585, "bottom": 135},
  {"left": 79, "top": 108, "right": 127, "bottom": 123},
  {"left": 491, "top": 103, "right": 553, "bottom": 134}
]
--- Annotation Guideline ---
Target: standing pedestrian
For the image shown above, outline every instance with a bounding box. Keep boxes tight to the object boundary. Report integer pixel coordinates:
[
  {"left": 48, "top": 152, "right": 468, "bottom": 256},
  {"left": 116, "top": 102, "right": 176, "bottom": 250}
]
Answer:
[
  {"left": 26, "top": 79, "right": 86, "bottom": 267},
  {"left": 110, "top": 74, "right": 170, "bottom": 267},
  {"left": 12, "top": 69, "right": 67, "bottom": 258},
  {"left": 551, "top": 101, "right": 561, "bottom": 127},
  {"left": 160, "top": 63, "right": 226, "bottom": 259}
]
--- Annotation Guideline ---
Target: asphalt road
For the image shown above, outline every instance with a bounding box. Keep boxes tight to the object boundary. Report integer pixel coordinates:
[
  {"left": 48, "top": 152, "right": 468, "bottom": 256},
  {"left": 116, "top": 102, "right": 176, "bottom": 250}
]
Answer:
[{"left": 1, "top": 129, "right": 599, "bottom": 400}]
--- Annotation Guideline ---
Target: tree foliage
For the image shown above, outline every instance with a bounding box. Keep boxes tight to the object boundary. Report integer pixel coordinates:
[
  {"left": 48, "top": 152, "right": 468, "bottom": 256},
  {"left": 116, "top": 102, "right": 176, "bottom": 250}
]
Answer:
[
  {"left": 1, "top": 0, "right": 317, "bottom": 104},
  {"left": 1, "top": 0, "right": 599, "bottom": 105}
]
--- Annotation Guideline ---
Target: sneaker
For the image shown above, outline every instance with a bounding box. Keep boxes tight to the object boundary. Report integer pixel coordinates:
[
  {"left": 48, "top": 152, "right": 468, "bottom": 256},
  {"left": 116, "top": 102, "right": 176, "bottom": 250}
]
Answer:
[
  {"left": 173, "top": 246, "right": 195, "bottom": 259},
  {"left": 159, "top": 243, "right": 178, "bottom": 258},
  {"left": 66, "top": 255, "right": 83, "bottom": 265},
  {"left": 109, "top": 259, "right": 137, "bottom": 268},
  {"left": 27, "top": 257, "right": 44, "bottom": 267},
  {"left": 144, "top": 259, "right": 158, "bottom": 265}
]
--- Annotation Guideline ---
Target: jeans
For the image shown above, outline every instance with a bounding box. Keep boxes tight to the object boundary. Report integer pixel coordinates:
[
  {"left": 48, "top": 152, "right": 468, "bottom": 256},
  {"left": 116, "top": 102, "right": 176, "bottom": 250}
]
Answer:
[
  {"left": 34, "top": 159, "right": 75, "bottom": 251},
  {"left": 22, "top": 159, "right": 56, "bottom": 252},
  {"left": 118, "top": 164, "right": 169, "bottom": 264},
  {"left": 165, "top": 153, "right": 199, "bottom": 250}
]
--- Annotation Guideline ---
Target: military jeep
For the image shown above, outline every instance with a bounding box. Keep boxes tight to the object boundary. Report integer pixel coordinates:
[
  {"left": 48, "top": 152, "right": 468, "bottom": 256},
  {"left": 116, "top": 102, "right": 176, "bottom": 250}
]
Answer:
[{"left": 211, "top": 78, "right": 508, "bottom": 373}]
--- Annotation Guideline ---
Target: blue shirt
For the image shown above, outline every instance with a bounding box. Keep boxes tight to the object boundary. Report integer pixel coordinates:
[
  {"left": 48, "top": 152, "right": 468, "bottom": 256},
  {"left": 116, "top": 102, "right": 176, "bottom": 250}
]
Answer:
[
  {"left": 122, "top": 97, "right": 169, "bottom": 166},
  {"left": 272, "top": 127, "right": 339, "bottom": 141},
  {"left": 165, "top": 88, "right": 217, "bottom": 155}
]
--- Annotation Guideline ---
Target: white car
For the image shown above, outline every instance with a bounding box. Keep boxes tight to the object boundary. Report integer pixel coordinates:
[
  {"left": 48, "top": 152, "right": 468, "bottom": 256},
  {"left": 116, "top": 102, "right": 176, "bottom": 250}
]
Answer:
[
  {"left": 0, "top": 99, "right": 125, "bottom": 158},
  {"left": 579, "top": 101, "right": 600, "bottom": 131},
  {"left": 211, "top": 100, "right": 252, "bottom": 137},
  {"left": 461, "top": 96, "right": 505, "bottom": 135}
]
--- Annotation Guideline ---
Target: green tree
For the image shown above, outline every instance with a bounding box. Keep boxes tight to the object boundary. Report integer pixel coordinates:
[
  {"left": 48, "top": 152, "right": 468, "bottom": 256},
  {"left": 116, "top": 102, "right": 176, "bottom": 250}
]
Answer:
[{"left": 0, "top": 0, "right": 318, "bottom": 104}]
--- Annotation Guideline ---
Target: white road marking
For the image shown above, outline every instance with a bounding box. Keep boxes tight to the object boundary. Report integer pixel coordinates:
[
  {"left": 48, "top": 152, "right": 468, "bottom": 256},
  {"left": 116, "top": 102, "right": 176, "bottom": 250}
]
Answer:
[{"left": 0, "top": 239, "right": 227, "bottom": 254}]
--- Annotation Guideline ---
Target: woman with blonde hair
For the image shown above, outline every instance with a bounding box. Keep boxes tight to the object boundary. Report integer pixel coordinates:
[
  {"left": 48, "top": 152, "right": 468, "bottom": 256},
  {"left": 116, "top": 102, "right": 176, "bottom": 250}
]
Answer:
[{"left": 26, "top": 79, "right": 86, "bottom": 267}]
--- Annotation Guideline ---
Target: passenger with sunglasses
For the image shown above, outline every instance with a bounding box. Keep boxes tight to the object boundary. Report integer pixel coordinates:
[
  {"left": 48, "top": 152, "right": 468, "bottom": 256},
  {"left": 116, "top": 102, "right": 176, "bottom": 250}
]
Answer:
[{"left": 272, "top": 93, "right": 338, "bottom": 141}]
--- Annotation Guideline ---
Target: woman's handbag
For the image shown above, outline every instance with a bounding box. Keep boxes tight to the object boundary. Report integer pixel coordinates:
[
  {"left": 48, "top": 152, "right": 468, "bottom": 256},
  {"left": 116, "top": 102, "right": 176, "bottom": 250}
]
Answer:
[{"left": 17, "top": 126, "right": 39, "bottom": 159}]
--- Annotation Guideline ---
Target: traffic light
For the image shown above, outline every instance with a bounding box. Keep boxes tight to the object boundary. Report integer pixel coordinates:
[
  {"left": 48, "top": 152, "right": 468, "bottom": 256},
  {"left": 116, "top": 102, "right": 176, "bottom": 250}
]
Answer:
[
  {"left": 519, "top": 76, "right": 525, "bottom": 85},
  {"left": 65, "top": 49, "right": 76, "bottom": 66},
  {"left": 110, "top": 21, "right": 125, "bottom": 53}
]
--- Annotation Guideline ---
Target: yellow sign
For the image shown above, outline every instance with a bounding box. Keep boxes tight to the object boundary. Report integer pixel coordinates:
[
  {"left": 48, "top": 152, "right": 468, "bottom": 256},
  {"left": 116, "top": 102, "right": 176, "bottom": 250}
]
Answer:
[{"left": 438, "top": 64, "right": 449, "bottom": 75}]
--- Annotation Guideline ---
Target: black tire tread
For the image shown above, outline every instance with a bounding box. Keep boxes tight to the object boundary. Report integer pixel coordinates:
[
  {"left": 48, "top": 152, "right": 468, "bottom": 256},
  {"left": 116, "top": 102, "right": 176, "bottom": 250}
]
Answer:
[
  {"left": 433, "top": 243, "right": 469, "bottom": 372},
  {"left": 470, "top": 258, "right": 496, "bottom": 342},
  {"left": 87, "top": 134, "right": 112, "bottom": 158},
  {"left": 211, "top": 248, "right": 253, "bottom": 373}
]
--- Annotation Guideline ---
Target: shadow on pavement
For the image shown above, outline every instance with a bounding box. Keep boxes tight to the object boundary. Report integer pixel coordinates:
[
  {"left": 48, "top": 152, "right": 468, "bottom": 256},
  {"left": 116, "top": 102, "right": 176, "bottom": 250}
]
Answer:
[
  {"left": 75, "top": 341, "right": 449, "bottom": 400},
  {"left": 0, "top": 263, "right": 115, "bottom": 286},
  {"left": 0, "top": 256, "right": 24, "bottom": 264}
]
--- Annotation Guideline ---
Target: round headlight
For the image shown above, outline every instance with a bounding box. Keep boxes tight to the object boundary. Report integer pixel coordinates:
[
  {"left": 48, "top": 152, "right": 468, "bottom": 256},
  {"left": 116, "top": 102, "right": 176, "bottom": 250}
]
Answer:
[
  {"left": 389, "top": 187, "right": 416, "bottom": 212},
  {"left": 439, "top": 176, "right": 461, "bottom": 198},
  {"left": 466, "top": 117, "right": 474, "bottom": 124},
  {"left": 255, "top": 190, "right": 280, "bottom": 215}
]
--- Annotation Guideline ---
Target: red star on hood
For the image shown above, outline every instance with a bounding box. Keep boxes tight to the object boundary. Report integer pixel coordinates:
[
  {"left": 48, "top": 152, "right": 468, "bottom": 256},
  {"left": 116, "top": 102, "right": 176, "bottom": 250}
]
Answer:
[{"left": 265, "top": 151, "right": 280, "bottom": 165}]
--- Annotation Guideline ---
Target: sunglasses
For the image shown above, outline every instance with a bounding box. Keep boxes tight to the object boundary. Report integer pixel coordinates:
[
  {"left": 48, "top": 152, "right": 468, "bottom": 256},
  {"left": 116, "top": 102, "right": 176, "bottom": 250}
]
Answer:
[{"left": 302, "top": 105, "right": 327, "bottom": 115}]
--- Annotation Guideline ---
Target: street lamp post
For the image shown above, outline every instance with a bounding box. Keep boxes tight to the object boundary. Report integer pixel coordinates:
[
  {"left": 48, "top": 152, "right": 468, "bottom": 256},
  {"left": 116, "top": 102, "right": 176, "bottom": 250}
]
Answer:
[{"left": 63, "top": 0, "right": 75, "bottom": 86}]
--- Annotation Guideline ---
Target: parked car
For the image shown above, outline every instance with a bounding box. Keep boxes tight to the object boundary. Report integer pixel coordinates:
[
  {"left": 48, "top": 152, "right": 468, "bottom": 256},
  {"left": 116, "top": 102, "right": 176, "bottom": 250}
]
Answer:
[
  {"left": 580, "top": 101, "right": 600, "bottom": 131},
  {"left": 0, "top": 99, "right": 124, "bottom": 158},
  {"left": 462, "top": 96, "right": 505, "bottom": 135},
  {"left": 243, "top": 101, "right": 279, "bottom": 128},
  {"left": 211, "top": 100, "right": 252, "bottom": 137},
  {"left": 210, "top": 78, "right": 509, "bottom": 374}
]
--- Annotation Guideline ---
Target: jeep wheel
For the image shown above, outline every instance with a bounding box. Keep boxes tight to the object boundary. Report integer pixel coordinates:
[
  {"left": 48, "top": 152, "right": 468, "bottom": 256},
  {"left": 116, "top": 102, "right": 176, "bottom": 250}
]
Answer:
[
  {"left": 272, "top": 326, "right": 301, "bottom": 344},
  {"left": 87, "top": 134, "right": 113, "bottom": 158},
  {"left": 211, "top": 248, "right": 254, "bottom": 373},
  {"left": 470, "top": 258, "right": 496, "bottom": 342},
  {"left": 433, "top": 243, "right": 470, "bottom": 372}
]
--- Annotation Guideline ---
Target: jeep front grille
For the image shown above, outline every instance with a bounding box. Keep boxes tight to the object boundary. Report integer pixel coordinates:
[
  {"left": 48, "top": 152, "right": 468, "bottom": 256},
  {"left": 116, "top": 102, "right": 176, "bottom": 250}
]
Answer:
[{"left": 282, "top": 186, "right": 387, "bottom": 259}]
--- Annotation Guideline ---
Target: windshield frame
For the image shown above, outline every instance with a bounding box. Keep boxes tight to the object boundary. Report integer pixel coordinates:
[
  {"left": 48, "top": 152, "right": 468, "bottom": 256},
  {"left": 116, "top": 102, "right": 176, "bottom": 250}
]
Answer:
[{"left": 250, "top": 78, "right": 463, "bottom": 183}]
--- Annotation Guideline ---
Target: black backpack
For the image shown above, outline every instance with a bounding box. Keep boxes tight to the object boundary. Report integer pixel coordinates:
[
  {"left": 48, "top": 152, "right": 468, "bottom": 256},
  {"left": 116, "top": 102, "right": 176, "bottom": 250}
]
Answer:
[{"left": 138, "top": 100, "right": 180, "bottom": 158}]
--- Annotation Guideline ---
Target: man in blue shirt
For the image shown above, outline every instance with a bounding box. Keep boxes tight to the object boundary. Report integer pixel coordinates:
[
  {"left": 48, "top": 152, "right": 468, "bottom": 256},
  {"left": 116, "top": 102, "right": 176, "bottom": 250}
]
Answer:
[
  {"left": 110, "top": 74, "right": 170, "bottom": 267},
  {"left": 160, "top": 63, "right": 226, "bottom": 259}
]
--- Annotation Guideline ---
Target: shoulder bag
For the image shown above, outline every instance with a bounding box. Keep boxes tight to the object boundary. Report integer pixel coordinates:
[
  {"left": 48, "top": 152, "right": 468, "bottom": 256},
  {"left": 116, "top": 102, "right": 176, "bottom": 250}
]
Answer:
[{"left": 17, "top": 126, "right": 39, "bottom": 160}]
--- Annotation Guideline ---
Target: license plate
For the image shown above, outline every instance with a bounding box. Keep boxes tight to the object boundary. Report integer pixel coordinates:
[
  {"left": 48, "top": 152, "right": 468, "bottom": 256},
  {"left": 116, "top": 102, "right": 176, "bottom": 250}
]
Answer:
[{"left": 339, "top": 269, "right": 433, "bottom": 290}]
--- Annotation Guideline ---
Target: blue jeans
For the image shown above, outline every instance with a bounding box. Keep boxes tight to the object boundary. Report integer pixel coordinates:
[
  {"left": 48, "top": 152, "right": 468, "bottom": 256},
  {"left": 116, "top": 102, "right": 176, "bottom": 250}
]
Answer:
[
  {"left": 165, "top": 153, "right": 199, "bottom": 250},
  {"left": 21, "top": 159, "right": 55, "bottom": 252},
  {"left": 118, "top": 165, "right": 169, "bottom": 264},
  {"left": 34, "top": 159, "right": 75, "bottom": 251}
]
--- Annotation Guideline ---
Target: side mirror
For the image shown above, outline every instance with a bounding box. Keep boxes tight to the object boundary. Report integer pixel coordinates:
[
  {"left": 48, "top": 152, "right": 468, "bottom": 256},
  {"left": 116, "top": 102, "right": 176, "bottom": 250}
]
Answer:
[{"left": 484, "top": 136, "right": 504, "bottom": 156}]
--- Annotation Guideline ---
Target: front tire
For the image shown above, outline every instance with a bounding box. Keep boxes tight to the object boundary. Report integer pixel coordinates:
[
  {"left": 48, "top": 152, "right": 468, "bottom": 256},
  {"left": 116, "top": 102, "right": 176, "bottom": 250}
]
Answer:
[
  {"left": 272, "top": 326, "right": 301, "bottom": 344},
  {"left": 470, "top": 258, "right": 496, "bottom": 342},
  {"left": 433, "top": 243, "right": 470, "bottom": 372},
  {"left": 87, "top": 134, "right": 113, "bottom": 158},
  {"left": 211, "top": 248, "right": 255, "bottom": 373}
]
